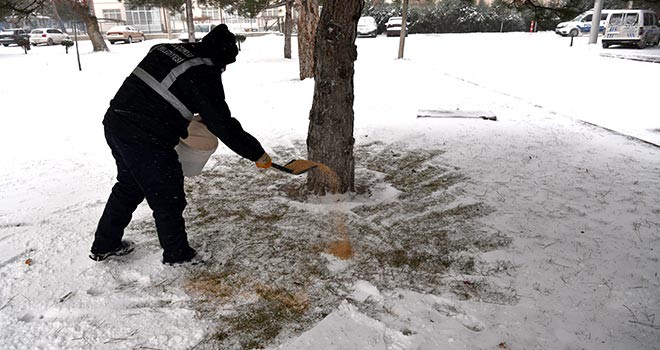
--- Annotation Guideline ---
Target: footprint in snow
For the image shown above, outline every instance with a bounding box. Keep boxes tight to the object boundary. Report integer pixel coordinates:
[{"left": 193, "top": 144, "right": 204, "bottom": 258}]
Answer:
[{"left": 432, "top": 299, "right": 486, "bottom": 332}]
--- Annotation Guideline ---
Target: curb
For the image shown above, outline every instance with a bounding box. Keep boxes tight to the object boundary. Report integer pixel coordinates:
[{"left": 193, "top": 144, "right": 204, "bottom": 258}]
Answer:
[
  {"left": 600, "top": 52, "right": 660, "bottom": 63},
  {"left": 578, "top": 120, "right": 660, "bottom": 149}
]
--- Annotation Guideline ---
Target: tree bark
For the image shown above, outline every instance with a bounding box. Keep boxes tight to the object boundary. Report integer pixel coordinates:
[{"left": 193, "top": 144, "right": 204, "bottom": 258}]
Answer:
[
  {"left": 185, "top": 0, "right": 195, "bottom": 42},
  {"left": 306, "top": 0, "right": 363, "bottom": 194},
  {"left": 397, "top": 0, "right": 409, "bottom": 59},
  {"left": 163, "top": 7, "right": 172, "bottom": 40},
  {"left": 72, "top": 1, "right": 108, "bottom": 52},
  {"left": 284, "top": 0, "right": 293, "bottom": 59},
  {"left": 295, "top": 0, "right": 319, "bottom": 80},
  {"left": 50, "top": 0, "right": 67, "bottom": 33}
]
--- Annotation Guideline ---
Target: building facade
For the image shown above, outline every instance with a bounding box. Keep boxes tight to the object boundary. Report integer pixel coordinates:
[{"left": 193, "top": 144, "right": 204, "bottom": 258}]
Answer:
[{"left": 90, "top": 0, "right": 285, "bottom": 34}]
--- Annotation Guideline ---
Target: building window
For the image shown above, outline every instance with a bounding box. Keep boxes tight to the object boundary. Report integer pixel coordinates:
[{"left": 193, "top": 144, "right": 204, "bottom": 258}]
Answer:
[
  {"left": 102, "top": 9, "right": 122, "bottom": 21},
  {"left": 124, "top": 5, "right": 162, "bottom": 33},
  {"left": 201, "top": 8, "right": 222, "bottom": 20},
  {"left": 224, "top": 12, "right": 256, "bottom": 25},
  {"left": 262, "top": 8, "right": 279, "bottom": 18}
]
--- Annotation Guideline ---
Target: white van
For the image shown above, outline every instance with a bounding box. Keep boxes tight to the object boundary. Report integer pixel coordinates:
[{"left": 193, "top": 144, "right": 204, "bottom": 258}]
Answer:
[
  {"left": 555, "top": 10, "right": 613, "bottom": 37},
  {"left": 602, "top": 9, "right": 660, "bottom": 49},
  {"left": 178, "top": 24, "right": 218, "bottom": 43}
]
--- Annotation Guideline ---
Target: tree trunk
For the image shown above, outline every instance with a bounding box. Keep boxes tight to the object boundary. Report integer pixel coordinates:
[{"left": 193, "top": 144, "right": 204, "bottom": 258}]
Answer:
[
  {"left": 398, "top": 0, "right": 409, "bottom": 59},
  {"left": 163, "top": 7, "right": 172, "bottom": 40},
  {"left": 306, "top": 0, "right": 363, "bottom": 194},
  {"left": 185, "top": 0, "right": 195, "bottom": 42},
  {"left": 295, "top": 0, "right": 319, "bottom": 80},
  {"left": 50, "top": 0, "right": 67, "bottom": 33},
  {"left": 84, "top": 15, "right": 108, "bottom": 51},
  {"left": 74, "top": 1, "right": 108, "bottom": 52},
  {"left": 284, "top": 0, "right": 293, "bottom": 59}
]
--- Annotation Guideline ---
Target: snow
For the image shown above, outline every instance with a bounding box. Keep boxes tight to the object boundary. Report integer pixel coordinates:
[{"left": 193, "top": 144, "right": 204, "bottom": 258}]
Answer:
[
  {"left": 281, "top": 301, "right": 412, "bottom": 350},
  {"left": 1, "top": 31, "right": 659, "bottom": 349}
]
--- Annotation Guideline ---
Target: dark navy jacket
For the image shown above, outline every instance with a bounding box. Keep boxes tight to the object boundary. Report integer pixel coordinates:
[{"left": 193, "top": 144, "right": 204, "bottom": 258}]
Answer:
[{"left": 104, "top": 40, "right": 264, "bottom": 162}]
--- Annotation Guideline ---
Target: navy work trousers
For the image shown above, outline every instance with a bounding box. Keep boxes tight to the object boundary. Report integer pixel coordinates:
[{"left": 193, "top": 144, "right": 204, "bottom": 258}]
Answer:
[{"left": 91, "top": 124, "right": 192, "bottom": 262}]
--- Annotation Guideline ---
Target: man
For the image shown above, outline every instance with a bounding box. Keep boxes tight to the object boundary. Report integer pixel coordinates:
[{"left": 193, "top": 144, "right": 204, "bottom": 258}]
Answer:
[{"left": 90, "top": 24, "right": 271, "bottom": 265}]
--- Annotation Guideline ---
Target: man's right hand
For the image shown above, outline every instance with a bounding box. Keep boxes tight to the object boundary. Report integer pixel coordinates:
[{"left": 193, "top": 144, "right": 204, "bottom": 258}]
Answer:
[{"left": 256, "top": 153, "right": 272, "bottom": 169}]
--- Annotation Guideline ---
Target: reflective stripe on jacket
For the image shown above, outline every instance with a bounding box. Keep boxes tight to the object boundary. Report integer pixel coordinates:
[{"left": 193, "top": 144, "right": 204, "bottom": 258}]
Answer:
[{"left": 105, "top": 43, "right": 265, "bottom": 162}]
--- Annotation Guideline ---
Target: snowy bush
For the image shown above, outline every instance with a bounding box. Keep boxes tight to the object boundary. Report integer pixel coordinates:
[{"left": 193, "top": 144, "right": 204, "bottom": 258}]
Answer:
[
  {"left": 362, "top": 0, "right": 526, "bottom": 34},
  {"left": 235, "top": 33, "right": 246, "bottom": 50},
  {"left": 62, "top": 38, "right": 74, "bottom": 54},
  {"left": 61, "top": 38, "right": 74, "bottom": 47}
]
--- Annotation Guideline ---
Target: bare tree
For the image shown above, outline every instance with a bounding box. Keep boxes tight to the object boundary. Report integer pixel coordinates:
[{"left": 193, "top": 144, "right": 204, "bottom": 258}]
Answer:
[
  {"left": 284, "top": 0, "right": 293, "bottom": 58},
  {"left": 0, "top": 0, "right": 40, "bottom": 20},
  {"left": 306, "top": 0, "right": 364, "bottom": 194},
  {"left": 235, "top": 0, "right": 271, "bottom": 18},
  {"left": 295, "top": 0, "right": 319, "bottom": 80},
  {"left": 397, "top": 0, "right": 408, "bottom": 59},
  {"left": 1, "top": 0, "right": 108, "bottom": 51},
  {"left": 50, "top": 0, "right": 67, "bottom": 32},
  {"left": 59, "top": 0, "right": 108, "bottom": 52},
  {"left": 185, "top": 0, "right": 195, "bottom": 42}
]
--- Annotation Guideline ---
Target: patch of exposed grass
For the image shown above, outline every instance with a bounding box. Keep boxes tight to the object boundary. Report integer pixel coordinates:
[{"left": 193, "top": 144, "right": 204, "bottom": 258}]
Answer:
[
  {"left": 449, "top": 279, "right": 519, "bottom": 305},
  {"left": 407, "top": 203, "right": 492, "bottom": 227},
  {"left": 475, "top": 259, "right": 517, "bottom": 276},
  {"left": 185, "top": 270, "right": 238, "bottom": 302},
  {"left": 129, "top": 142, "right": 514, "bottom": 349},
  {"left": 465, "top": 232, "right": 513, "bottom": 252},
  {"left": 374, "top": 248, "right": 452, "bottom": 271},
  {"left": 210, "top": 285, "right": 310, "bottom": 349},
  {"left": 256, "top": 284, "right": 310, "bottom": 315}
]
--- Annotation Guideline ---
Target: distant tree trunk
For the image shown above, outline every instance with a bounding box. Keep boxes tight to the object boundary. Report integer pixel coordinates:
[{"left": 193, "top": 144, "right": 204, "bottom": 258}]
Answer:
[
  {"left": 284, "top": 0, "right": 293, "bottom": 59},
  {"left": 185, "top": 0, "right": 195, "bottom": 42},
  {"left": 50, "top": 0, "right": 67, "bottom": 33},
  {"left": 306, "top": 0, "right": 363, "bottom": 194},
  {"left": 163, "top": 7, "right": 172, "bottom": 40},
  {"left": 69, "top": 0, "right": 108, "bottom": 52},
  {"left": 295, "top": 0, "right": 319, "bottom": 80},
  {"left": 397, "top": 0, "right": 409, "bottom": 59}
]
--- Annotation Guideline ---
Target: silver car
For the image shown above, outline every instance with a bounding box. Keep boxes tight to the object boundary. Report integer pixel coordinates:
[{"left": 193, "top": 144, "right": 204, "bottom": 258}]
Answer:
[
  {"left": 106, "top": 25, "right": 146, "bottom": 44},
  {"left": 386, "top": 17, "right": 410, "bottom": 37}
]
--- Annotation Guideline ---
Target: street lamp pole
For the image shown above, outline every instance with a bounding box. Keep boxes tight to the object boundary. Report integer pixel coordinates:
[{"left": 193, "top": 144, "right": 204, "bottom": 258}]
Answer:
[{"left": 589, "top": 0, "right": 604, "bottom": 44}]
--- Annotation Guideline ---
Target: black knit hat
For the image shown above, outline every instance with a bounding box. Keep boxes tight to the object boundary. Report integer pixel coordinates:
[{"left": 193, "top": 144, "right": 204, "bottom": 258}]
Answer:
[{"left": 201, "top": 24, "right": 239, "bottom": 66}]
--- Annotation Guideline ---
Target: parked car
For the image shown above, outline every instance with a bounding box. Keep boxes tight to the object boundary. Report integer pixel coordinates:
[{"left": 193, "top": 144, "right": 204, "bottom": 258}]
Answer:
[
  {"left": 357, "top": 16, "right": 378, "bottom": 37},
  {"left": 0, "top": 28, "right": 30, "bottom": 47},
  {"left": 555, "top": 10, "right": 614, "bottom": 37},
  {"left": 602, "top": 9, "right": 660, "bottom": 49},
  {"left": 385, "top": 17, "right": 409, "bottom": 37},
  {"left": 29, "top": 28, "right": 69, "bottom": 46},
  {"left": 178, "top": 24, "right": 217, "bottom": 43},
  {"left": 106, "top": 25, "right": 146, "bottom": 44}
]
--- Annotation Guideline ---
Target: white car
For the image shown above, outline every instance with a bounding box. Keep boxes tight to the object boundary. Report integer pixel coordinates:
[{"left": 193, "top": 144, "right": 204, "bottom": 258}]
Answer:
[
  {"left": 178, "top": 24, "right": 217, "bottom": 43},
  {"left": 386, "top": 17, "right": 409, "bottom": 37},
  {"left": 358, "top": 16, "right": 378, "bottom": 37},
  {"left": 555, "top": 10, "right": 613, "bottom": 37},
  {"left": 29, "top": 28, "right": 69, "bottom": 46}
]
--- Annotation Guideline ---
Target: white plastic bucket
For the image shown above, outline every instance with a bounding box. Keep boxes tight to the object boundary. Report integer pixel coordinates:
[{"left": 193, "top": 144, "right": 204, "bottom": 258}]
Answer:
[{"left": 176, "top": 117, "right": 218, "bottom": 177}]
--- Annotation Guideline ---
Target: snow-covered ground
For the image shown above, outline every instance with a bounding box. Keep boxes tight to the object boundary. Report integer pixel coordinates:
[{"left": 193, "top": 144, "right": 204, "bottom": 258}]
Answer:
[{"left": 1, "top": 32, "right": 659, "bottom": 349}]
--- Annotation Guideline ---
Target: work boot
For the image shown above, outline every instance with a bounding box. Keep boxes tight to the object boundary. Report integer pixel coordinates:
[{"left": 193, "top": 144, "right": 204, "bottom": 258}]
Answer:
[
  {"left": 162, "top": 246, "right": 198, "bottom": 265},
  {"left": 89, "top": 240, "right": 135, "bottom": 261}
]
